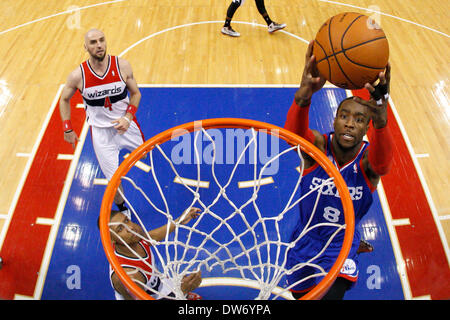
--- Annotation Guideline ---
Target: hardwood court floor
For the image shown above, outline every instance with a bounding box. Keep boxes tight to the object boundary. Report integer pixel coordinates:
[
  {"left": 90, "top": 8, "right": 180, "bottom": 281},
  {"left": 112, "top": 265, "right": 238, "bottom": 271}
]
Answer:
[{"left": 0, "top": 0, "right": 448, "bottom": 299}]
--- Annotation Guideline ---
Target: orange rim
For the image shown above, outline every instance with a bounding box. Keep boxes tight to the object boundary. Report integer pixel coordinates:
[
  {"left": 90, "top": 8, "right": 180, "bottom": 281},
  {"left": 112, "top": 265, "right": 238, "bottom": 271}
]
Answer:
[{"left": 99, "top": 118, "right": 354, "bottom": 300}]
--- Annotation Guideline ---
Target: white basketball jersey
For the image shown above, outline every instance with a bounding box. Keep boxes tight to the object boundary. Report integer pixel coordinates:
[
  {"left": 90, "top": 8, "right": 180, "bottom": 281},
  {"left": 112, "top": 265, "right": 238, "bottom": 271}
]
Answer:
[
  {"left": 80, "top": 55, "right": 129, "bottom": 127},
  {"left": 109, "top": 240, "right": 173, "bottom": 300}
]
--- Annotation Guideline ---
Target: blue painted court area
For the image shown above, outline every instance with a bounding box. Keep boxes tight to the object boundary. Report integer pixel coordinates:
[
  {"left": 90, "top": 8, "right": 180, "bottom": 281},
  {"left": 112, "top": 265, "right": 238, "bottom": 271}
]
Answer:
[{"left": 42, "top": 86, "right": 404, "bottom": 300}]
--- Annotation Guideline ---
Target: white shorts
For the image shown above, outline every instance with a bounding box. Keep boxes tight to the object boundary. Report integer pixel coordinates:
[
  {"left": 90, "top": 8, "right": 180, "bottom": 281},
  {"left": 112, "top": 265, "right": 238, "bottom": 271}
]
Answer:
[{"left": 91, "top": 120, "right": 145, "bottom": 180}]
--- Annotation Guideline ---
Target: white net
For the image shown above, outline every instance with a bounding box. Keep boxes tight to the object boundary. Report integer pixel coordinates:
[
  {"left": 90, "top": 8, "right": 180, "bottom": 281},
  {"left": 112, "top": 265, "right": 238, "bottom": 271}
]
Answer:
[{"left": 107, "top": 124, "right": 348, "bottom": 300}]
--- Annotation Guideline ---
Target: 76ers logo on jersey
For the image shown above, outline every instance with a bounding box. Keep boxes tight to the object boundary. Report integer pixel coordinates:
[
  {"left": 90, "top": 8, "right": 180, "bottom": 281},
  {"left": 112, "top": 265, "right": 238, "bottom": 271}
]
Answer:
[
  {"left": 104, "top": 96, "right": 112, "bottom": 111},
  {"left": 310, "top": 177, "right": 363, "bottom": 200}
]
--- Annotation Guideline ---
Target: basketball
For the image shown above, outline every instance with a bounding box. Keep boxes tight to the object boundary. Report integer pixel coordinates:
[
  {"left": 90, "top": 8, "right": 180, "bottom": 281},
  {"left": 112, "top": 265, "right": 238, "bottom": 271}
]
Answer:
[{"left": 312, "top": 12, "right": 389, "bottom": 89}]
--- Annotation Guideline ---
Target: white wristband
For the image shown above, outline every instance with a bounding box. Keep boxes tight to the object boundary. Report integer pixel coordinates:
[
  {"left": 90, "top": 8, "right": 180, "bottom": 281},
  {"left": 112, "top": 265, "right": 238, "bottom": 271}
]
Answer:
[{"left": 122, "top": 116, "right": 131, "bottom": 124}]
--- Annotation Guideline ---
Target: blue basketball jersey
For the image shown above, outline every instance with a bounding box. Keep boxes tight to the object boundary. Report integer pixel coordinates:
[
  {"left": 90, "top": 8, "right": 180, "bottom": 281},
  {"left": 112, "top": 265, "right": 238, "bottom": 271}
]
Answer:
[
  {"left": 291, "top": 132, "right": 375, "bottom": 245},
  {"left": 286, "top": 133, "right": 376, "bottom": 291}
]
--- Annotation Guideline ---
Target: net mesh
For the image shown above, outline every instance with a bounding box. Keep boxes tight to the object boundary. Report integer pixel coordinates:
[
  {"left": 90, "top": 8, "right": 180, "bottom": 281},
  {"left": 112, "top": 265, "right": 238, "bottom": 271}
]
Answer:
[{"left": 106, "top": 125, "right": 348, "bottom": 300}]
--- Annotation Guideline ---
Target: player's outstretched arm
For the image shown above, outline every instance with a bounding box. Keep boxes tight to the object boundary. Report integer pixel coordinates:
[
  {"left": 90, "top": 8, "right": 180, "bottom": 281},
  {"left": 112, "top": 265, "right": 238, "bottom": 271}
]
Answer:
[
  {"left": 356, "top": 63, "right": 394, "bottom": 187},
  {"left": 148, "top": 207, "right": 201, "bottom": 242},
  {"left": 357, "top": 63, "right": 391, "bottom": 129},
  {"left": 285, "top": 40, "right": 326, "bottom": 150},
  {"left": 294, "top": 40, "right": 327, "bottom": 107}
]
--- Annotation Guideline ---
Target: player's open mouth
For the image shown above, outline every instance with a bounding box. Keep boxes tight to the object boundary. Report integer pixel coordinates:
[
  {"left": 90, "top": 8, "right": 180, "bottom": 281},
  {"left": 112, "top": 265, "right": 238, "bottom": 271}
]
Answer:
[{"left": 342, "top": 133, "right": 354, "bottom": 141}]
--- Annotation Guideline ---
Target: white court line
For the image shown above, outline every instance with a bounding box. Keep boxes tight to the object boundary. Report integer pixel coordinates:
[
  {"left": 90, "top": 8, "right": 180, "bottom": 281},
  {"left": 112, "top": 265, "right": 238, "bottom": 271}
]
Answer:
[
  {"left": 347, "top": 86, "right": 450, "bottom": 296},
  {"left": 16, "top": 153, "right": 31, "bottom": 157},
  {"left": 0, "top": 0, "right": 126, "bottom": 36},
  {"left": 391, "top": 218, "right": 411, "bottom": 227},
  {"left": 14, "top": 294, "right": 34, "bottom": 300},
  {"left": 200, "top": 277, "right": 293, "bottom": 300},
  {"left": 139, "top": 83, "right": 299, "bottom": 88},
  {"left": 238, "top": 177, "right": 274, "bottom": 189},
  {"left": 123, "top": 153, "right": 151, "bottom": 172},
  {"left": 133, "top": 161, "right": 151, "bottom": 172},
  {"left": 35, "top": 217, "right": 55, "bottom": 226},
  {"left": 344, "top": 89, "right": 413, "bottom": 299},
  {"left": 376, "top": 182, "right": 412, "bottom": 299},
  {"left": 388, "top": 98, "right": 450, "bottom": 267},
  {"left": 1, "top": 1, "right": 447, "bottom": 40},
  {"left": 93, "top": 178, "right": 109, "bottom": 185},
  {"left": 174, "top": 176, "right": 209, "bottom": 189},
  {"left": 0, "top": 84, "right": 64, "bottom": 251},
  {"left": 138, "top": 83, "right": 338, "bottom": 88},
  {"left": 415, "top": 153, "right": 430, "bottom": 158},
  {"left": 57, "top": 154, "right": 75, "bottom": 160},
  {"left": 319, "top": 0, "right": 449, "bottom": 38},
  {"left": 35, "top": 116, "right": 90, "bottom": 299},
  {"left": 119, "top": 21, "right": 309, "bottom": 57}
]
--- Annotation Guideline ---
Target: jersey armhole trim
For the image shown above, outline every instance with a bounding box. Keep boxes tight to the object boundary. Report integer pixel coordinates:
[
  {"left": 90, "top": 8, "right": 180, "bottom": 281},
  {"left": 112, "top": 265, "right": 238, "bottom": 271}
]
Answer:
[
  {"left": 360, "top": 150, "right": 377, "bottom": 193},
  {"left": 116, "top": 56, "right": 127, "bottom": 84},
  {"left": 79, "top": 64, "right": 85, "bottom": 93},
  {"left": 302, "top": 133, "right": 328, "bottom": 177}
]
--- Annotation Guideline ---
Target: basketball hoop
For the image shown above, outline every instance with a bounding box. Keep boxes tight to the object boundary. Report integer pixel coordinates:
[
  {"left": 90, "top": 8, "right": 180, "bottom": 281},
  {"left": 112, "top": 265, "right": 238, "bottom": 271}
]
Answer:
[{"left": 99, "top": 118, "right": 354, "bottom": 300}]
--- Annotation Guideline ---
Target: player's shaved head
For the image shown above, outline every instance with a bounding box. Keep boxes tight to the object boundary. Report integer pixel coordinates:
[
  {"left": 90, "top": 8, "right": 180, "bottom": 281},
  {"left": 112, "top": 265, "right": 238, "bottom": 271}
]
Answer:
[
  {"left": 84, "top": 28, "right": 107, "bottom": 61},
  {"left": 84, "top": 28, "right": 105, "bottom": 44}
]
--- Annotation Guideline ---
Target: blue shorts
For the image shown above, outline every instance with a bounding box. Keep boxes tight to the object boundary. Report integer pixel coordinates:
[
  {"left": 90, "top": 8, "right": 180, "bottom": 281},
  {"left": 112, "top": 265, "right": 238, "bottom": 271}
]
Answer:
[{"left": 286, "top": 233, "right": 359, "bottom": 293}]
